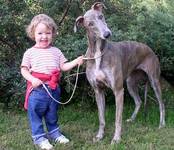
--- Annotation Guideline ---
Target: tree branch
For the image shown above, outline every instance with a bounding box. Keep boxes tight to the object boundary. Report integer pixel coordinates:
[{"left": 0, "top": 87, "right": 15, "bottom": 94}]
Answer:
[{"left": 58, "top": 0, "right": 73, "bottom": 26}]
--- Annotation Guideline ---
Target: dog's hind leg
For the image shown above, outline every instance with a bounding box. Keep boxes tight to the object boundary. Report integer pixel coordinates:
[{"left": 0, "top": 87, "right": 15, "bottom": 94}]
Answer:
[
  {"left": 148, "top": 75, "right": 165, "bottom": 128},
  {"left": 141, "top": 55, "right": 165, "bottom": 128},
  {"left": 93, "top": 87, "right": 106, "bottom": 142},
  {"left": 126, "top": 72, "right": 142, "bottom": 122}
]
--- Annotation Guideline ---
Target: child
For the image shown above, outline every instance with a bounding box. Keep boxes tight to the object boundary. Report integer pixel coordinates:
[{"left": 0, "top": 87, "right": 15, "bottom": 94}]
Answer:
[{"left": 21, "top": 14, "right": 84, "bottom": 150}]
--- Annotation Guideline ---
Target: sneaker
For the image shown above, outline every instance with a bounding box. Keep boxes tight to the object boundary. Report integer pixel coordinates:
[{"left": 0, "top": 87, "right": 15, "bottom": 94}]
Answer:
[
  {"left": 37, "top": 139, "right": 53, "bottom": 150},
  {"left": 55, "top": 135, "right": 70, "bottom": 144}
]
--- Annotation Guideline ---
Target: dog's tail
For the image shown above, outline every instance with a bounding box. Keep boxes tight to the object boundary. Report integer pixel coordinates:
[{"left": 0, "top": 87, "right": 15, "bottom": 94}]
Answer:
[{"left": 144, "top": 81, "right": 148, "bottom": 119}]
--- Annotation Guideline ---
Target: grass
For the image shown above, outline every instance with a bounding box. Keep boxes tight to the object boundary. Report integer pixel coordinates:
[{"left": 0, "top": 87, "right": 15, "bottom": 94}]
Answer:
[{"left": 1, "top": 99, "right": 174, "bottom": 150}]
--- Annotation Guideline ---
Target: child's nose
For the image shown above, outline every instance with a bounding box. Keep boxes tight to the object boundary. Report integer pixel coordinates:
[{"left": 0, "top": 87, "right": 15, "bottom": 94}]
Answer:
[{"left": 42, "top": 33, "right": 47, "bottom": 38}]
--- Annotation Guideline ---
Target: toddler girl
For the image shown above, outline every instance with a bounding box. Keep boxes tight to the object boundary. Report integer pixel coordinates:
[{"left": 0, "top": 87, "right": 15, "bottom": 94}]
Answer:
[{"left": 21, "top": 14, "right": 83, "bottom": 150}]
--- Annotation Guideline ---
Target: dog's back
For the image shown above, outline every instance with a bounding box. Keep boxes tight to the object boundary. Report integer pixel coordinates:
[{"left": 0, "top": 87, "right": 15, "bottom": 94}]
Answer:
[{"left": 101, "top": 41, "right": 160, "bottom": 79}]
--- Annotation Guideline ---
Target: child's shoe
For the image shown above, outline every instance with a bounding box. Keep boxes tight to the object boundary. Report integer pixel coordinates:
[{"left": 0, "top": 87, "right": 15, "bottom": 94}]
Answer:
[
  {"left": 37, "top": 139, "right": 53, "bottom": 150},
  {"left": 55, "top": 135, "right": 70, "bottom": 144}
]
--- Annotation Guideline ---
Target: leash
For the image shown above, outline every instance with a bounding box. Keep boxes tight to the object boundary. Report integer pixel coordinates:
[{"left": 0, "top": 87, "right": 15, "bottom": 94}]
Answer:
[
  {"left": 64, "top": 51, "right": 105, "bottom": 79},
  {"left": 83, "top": 51, "right": 105, "bottom": 60},
  {"left": 42, "top": 51, "right": 105, "bottom": 105},
  {"left": 42, "top": 64, "right": 80, "bottom": 105}
]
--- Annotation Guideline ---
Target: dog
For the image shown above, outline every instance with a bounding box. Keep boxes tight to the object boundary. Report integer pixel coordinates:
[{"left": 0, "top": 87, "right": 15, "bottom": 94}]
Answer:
[{"left": 74, "top": 2, "right": 165, "bottom": 143}]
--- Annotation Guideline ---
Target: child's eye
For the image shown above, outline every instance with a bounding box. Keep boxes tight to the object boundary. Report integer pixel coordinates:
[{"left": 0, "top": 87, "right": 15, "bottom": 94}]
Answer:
[
  {"left": 46, "top": 32, "right": 51, "bottom": 34},
  {"left": 38, "top": 32, "right": 42, "bottom": 35}
]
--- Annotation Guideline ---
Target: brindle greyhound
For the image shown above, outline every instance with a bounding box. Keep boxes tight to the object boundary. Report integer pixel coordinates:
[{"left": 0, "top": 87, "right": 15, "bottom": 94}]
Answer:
[{"left": 74, "top": 2, "right": 165, "bottom": 143}]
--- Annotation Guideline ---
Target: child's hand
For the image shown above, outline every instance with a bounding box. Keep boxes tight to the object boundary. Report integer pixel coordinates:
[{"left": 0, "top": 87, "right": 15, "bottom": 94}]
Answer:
[
  {"left": 31, "top": 77, "right": 43, "bottom": 88},
  {"left": 77, "top": 55, "right": 84, "bottom": 66}
]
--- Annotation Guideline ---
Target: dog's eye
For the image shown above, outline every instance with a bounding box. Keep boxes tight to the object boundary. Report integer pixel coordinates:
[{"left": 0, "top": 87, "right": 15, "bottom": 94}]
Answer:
[
  {"left": 88, "top": 22, "right": 94, "bottom": 26},
  {"left": 98, "top": 15, "right": 103, "bottom": 20}
]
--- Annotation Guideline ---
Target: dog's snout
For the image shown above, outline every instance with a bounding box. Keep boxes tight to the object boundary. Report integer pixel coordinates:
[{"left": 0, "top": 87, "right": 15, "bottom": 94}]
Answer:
[{"left": 103, "top": 31, "right": 111, "bottom": 39}]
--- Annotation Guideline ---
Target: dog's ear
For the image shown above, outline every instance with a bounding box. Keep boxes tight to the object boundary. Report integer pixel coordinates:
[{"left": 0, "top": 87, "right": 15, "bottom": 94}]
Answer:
[
  {"left": 74, "top": 16, "right": 84, "bottom": 32},
  {"left": 91, "top": 2, "right": 106, "bottom": 12}
]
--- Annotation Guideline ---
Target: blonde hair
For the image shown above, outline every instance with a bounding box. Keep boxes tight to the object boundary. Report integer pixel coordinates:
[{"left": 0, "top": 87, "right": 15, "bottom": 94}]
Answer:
[{"left": 26, "top": 14, "right": 58, "bottom": 40}]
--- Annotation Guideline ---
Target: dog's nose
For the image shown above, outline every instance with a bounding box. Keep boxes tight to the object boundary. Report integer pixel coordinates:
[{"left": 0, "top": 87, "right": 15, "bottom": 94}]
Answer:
[{"left": 103, "top": 31, "right": 111, "bottom": 39}]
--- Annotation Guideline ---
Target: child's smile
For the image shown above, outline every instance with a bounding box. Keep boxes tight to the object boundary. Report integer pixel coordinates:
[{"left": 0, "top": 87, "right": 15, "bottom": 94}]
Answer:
[{"left": 34, "top": 23, "right": 53, "bottom": 48}]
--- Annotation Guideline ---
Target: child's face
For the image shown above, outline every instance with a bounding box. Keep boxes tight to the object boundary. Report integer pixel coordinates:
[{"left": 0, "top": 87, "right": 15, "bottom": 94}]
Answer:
[{"left": 34, "top": 23, "right": 53, "bottom": 48}]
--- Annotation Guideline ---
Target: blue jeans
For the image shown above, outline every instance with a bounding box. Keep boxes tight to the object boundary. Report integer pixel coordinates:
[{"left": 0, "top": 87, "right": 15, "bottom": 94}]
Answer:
[{"left": 28, "top": 84, "right": 62, "bottom": 144}]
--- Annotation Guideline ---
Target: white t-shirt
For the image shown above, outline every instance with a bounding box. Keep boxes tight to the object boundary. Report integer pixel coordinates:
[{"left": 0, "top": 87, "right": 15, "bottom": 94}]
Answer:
[{"left": 21, "top": 46, "right": 67, "bottom": 74}]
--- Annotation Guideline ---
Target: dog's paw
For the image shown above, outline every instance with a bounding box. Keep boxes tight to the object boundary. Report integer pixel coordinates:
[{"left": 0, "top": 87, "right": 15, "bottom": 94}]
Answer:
[
  {"left": 93, "top": 134, "right": 104, "bottom": 143},
  {"left": 126, "top": 118, "right": 133, "bottom": 122},
  {"left": 111, "top": 137, "right": 121, "bottom": 144},
  {"left": 159, "top": 123, "right": 165, "bottom": 129}
]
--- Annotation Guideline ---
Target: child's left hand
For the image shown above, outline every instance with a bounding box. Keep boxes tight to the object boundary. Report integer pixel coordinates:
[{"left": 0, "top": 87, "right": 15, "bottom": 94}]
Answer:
[{"left": 77, "top": 55, "right": 84, "bottom": 66}]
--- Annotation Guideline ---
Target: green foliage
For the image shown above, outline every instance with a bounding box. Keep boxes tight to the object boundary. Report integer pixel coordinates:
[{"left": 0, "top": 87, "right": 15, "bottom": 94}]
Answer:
[
  {"left": 107, "top": 0, "right": 174, "bottom": 76},
  {"left": 0, "top": 0, "right": 174, "bottom": 108},
  {"left": 0, "top": 63, "right": 25, "bottom": 109}
]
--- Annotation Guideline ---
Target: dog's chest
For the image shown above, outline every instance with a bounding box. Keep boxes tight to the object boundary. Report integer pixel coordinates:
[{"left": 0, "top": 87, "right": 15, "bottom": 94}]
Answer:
[{"left": 86, "top": 65, "right": 112, "bottom": 88}]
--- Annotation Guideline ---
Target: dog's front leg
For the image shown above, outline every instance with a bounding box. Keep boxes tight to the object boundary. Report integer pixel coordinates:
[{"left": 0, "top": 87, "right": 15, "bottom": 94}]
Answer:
[
  {"left": 93, "top": 87, "right": 105, "bottom": 142},
  {"left": 112, "top": 88, "right": 124, "bottom": 144}
]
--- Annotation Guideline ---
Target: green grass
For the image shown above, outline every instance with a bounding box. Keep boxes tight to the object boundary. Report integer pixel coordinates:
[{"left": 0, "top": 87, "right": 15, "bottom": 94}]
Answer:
[{"left": 1, "top": 100, "right": 174, "bottom": 150}]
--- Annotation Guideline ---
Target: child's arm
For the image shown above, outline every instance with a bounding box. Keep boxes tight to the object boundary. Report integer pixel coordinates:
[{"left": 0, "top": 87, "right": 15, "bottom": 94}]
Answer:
[
  {"left": 21, "top": 67, "right": 43, "bottom": 88},
  {"left": 60, "top": 55, "right": 84, "bottom": 72}
]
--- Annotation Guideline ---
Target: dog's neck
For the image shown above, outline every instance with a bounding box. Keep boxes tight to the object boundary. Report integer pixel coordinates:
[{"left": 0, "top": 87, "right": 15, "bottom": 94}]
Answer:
[
  {"left": 86, "top": 31, "right": 107, "bottom": 80},
  {"left": 86, "top": 31, "right": 106, "bottom": 58}
]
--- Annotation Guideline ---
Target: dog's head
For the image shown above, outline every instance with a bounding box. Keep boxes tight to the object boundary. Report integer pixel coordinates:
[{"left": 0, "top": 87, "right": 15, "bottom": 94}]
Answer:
[{"left": 74, "top": 2, "right": 112, "bottom": 40}]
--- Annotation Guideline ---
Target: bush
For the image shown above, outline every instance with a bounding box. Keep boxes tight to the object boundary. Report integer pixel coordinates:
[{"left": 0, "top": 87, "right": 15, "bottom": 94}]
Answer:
[
  {"left": 1, "top": 0, "right": 174, "bottom": 109},
  {"left": 0, "top": 63, "right": 25, "bottom": 109}
]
